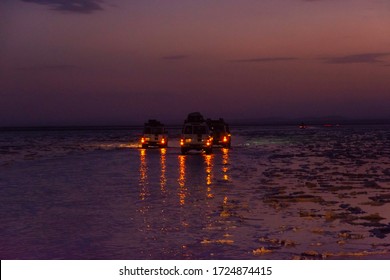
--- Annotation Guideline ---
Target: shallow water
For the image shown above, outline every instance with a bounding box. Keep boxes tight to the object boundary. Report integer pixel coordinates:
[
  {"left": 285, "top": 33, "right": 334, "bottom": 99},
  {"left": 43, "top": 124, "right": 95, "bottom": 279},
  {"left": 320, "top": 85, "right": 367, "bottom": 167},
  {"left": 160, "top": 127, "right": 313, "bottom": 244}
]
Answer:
[{"left": 1, "top": 125, "right": 390, "bottom": 259}]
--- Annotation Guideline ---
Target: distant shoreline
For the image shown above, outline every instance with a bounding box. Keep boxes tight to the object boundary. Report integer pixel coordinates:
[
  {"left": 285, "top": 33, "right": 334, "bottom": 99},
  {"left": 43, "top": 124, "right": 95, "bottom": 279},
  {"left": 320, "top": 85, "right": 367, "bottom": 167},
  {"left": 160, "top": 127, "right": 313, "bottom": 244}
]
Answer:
[{"left": 1, "top": 118, "right": 390, "bottom": 132}]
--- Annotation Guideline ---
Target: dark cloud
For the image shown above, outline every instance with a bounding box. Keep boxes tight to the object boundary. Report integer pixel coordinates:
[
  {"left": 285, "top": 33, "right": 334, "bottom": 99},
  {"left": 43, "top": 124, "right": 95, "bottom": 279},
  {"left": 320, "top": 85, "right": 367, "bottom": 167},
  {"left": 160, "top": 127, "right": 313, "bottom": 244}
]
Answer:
[
  {"left": 230, "top": 57, "right": 298, "bottom": 63},
  {"left": 162, "top": 55, "right": 189, "bottom": 60},
  {"left": 21, "top": 0, "right": 103, "bottom": 14},
  {"left": 323, "top": 53, "right": 390, "bottom": 64}
]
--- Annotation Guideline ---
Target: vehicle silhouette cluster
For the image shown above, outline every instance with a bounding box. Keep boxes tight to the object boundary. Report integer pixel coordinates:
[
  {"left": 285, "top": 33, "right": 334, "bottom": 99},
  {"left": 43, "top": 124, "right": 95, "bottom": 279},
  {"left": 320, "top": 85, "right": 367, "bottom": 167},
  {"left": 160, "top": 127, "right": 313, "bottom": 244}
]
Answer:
[{"left": 139, "top": 112, "right": 231, "bottom": 154}]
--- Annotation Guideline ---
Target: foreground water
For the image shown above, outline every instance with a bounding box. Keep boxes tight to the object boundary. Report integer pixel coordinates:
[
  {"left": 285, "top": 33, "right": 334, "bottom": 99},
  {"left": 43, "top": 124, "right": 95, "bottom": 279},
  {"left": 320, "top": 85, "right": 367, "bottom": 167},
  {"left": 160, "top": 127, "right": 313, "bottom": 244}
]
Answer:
[{"left": 1, "top": 125, "right": 390, "bottom": 259}]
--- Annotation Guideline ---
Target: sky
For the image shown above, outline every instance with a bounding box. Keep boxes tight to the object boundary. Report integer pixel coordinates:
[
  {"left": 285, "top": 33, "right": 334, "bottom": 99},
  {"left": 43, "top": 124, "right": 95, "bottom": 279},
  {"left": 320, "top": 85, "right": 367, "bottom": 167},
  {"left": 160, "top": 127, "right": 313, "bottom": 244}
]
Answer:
[{"left": 1, "top": 0, "right": 390, "bottom": 126}]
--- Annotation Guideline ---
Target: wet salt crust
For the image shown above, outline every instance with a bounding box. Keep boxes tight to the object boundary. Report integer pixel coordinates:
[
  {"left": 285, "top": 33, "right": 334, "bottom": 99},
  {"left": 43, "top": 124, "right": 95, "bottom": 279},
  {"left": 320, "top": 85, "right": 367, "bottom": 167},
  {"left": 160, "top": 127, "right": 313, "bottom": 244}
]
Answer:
[{"left": 1, "top": 125, "right": 390, "bottom": 259}]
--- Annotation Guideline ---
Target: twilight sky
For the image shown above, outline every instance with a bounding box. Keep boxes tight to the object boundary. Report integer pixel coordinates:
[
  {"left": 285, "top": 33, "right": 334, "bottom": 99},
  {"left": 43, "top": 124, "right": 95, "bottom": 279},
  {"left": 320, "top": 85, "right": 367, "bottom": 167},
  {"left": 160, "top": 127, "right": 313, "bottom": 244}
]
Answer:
[{"left": 1, "top": 0, "right": 390, "bottom": 126}]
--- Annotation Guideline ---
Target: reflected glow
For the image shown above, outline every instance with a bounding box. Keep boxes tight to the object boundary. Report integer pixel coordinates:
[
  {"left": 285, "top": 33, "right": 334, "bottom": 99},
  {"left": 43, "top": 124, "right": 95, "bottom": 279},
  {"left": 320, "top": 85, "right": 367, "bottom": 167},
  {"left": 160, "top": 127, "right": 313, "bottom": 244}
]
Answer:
[
  {"left": 222, "top": 148, "right": 230, "bottom": 181},
  {"left": 139, "top": 148, "right": 149, "bottom": 201},
  {"left": 178, "top": 155, "right": 187, "bottom": 205},
  {"left": 220, "top": 195, "right": 231, "bottom": 218},
  {"left": 160, "top": 148, "right": 167, "bottom": 193},
  {"left": 222, "top": 148, "right": 229, "bottom": 181},
  {"left": 204, "top": 154, "right": 213, "bottom": 185},
  {"left": 204, "top": 154, "right": 214, "bottom": 199}
]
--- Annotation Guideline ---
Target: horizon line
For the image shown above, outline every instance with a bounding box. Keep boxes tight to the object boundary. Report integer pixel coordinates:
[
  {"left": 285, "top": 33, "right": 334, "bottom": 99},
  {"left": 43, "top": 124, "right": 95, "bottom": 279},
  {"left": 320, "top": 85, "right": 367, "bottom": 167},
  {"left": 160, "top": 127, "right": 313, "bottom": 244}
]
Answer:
[{"left": 1, "top": 117, "right": 390, "bottom": 131}]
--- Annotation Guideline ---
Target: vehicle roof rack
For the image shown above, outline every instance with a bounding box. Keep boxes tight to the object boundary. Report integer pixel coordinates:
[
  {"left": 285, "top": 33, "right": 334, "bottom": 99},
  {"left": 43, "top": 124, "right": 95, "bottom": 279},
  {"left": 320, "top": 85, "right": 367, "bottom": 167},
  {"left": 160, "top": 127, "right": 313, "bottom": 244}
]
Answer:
[
  {"left": 144, "top": 119, "right": 164, "bottom": 126},
  {"left": 184, "top": 112, "right": 205, "bottom": 123}
]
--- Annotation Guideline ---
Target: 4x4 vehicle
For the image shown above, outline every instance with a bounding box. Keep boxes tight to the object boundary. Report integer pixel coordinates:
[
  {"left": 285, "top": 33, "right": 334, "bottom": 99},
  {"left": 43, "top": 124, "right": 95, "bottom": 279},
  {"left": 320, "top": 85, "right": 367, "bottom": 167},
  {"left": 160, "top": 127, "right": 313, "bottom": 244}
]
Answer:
[
  {"left": 140, "top": 119, "right": 168, "bottom": 148},
  {"left": 207, "top": 118, "right": 231, "bottom": 148},
  {"left": 180, "top": 112, "right": 213, "bottom": 154}
]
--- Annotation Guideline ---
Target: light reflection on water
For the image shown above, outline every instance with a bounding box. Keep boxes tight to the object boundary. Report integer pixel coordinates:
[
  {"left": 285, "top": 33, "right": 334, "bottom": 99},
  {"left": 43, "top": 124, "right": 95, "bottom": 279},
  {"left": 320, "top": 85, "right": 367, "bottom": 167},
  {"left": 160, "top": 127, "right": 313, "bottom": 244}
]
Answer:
[
  {"left": 204, "top": 154, "right": 214, "bottom": 198},
  {"left": 133, "top": 147, "right": 236, "bottom": 258},
  {"left": 178, "top": 154, "right": 187, "bottom": 206},
  {"left": 222, "top": 148, "right": 230, "bottom": 181},
  {"left": 138, "top": 148, "right": 148, "bottom": 201},
  {"left": 137, "top": 149, "right": 230, "bottom": 207},
  {"left": 1, "top": 125, "right": 390, "bottom": 259},
  {"left": 160, "top": 148, "right": 167, "bottom": 193}
]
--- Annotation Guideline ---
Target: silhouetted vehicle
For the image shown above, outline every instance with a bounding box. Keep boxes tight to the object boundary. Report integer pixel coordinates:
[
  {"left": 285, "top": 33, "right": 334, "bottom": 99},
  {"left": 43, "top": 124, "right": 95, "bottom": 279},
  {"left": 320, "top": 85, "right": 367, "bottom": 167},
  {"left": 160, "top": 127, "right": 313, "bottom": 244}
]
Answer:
[
  {"left": 207, "top": 118, "right": 231, "bottom": 148},
  {"left": 299, "top": 122, "right": 307, "bottom": 129},
  {"left": 180, "top": 112, "right": 213, "bottom": 154},
  {"left": 140, "top": 119, "right": 168, "bottom": 148}
]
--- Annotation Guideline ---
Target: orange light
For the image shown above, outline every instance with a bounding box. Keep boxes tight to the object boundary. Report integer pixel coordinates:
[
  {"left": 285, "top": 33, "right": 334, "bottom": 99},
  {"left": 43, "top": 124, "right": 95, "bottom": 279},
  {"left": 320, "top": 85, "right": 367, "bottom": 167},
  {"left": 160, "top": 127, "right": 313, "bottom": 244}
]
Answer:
[
  {"left": 161, "top": 138, "right": 165, "bottom": 144},
  {"left": 223, "top": 136, "right": 228, "bottom": 142},
  {"left": 141, "top": 137, "right": 145, "bottom": 143},
  {"left": 180, "top": 139, "right": 184, "bottom": 146}
]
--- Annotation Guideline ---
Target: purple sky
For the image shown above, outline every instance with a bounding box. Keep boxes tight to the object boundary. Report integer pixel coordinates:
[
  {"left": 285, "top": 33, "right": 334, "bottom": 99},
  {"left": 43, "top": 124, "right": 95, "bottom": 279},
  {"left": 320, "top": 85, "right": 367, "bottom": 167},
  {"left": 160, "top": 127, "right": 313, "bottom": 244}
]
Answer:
[{"left": 1, "top": 0, "right": 390, "bottom": 126}]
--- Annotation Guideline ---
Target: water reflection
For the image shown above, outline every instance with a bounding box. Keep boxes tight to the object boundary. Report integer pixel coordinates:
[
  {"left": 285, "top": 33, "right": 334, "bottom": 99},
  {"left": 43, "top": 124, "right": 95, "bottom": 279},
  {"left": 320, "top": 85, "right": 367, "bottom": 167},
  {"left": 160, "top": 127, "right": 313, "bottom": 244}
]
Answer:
[
  {"left": 178, "top": 155, "right": 187, "bottom": 205},
  {"left": 177, "top": 153, "right": 217, "bottom": 203},
  {"left": 135, "top": 148, "right": 237, "bottom": 258},
  {"left": 138, "top": 148, "right": 167, "bottom": 199},
  {"left": 169, "top": 149, "right": 229, "bottom": 206},
  {"left": 139, "top": 148, "right": 149, "bottom": 201},
  {"left": 204, "top": 154, "right": 215, "bottom": 199},
  {"left": 222, "top": 148, "right": 230, "bottom": 181},
  {"left": 160, "top": 148, "right": 167, "bottom": 193},
  {"left": 138, "top": 148, "right": 230, "bottom": 205},
  {"left": 137, "top": 148, "right": 171, "bottom": 258}
]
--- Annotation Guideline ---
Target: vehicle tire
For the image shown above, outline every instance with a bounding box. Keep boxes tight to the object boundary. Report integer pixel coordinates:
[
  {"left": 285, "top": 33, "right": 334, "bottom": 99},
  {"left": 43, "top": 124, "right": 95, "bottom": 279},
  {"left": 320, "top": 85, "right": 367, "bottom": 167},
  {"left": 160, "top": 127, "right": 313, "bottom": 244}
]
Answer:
[{"left": 181, "top": 147, "right": 187, "bottom": 155}]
